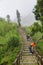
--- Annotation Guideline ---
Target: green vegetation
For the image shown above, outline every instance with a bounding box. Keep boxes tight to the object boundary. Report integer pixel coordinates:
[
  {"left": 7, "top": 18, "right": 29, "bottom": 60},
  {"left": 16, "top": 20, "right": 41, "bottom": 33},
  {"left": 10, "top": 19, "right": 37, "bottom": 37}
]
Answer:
[
  {"left": 0, "top": 20, "right": 21, "bottom": 65},
  {"left": 33, "top": 0, "right": 43, "bottom": 56},
  {"left": 33, "top": 0, "right": 43, "bottom": 32},
  {"left": 36, "top": 39, "right": 43, "bottom": 56},
  {"left": 32, "top": 31, "right": 43, "bottom": 56},
  {"left": 24, "top": 23, "right": 43, "bottom": 56}
]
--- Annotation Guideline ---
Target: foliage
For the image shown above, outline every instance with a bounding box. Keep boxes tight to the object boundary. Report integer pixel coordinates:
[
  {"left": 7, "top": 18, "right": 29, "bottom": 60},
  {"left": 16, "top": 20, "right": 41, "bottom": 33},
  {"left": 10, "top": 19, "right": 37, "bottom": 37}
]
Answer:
[
  {"left": 0, "top": 20, "right": 21, "bottom": 65},
  {"left": 30, "top": 22, "right": 41, "bottom": 36},
  {"left": 33, "top": 0, "right": 43, "bottom": 32},
  {"left": 0, "top": 45, "right": 21, "bottom": 65},
  {"left": 36, "top": 39, "right": 43, "bottom": 56},
  {"left": 32, "top": 0, "right": 43, "bottom": 56},
  {"left": 7, "top": 34, "right": 20, "bottom": 48},
  {"left": 24, "top": 22, "right": 41, "bottom": 36}
]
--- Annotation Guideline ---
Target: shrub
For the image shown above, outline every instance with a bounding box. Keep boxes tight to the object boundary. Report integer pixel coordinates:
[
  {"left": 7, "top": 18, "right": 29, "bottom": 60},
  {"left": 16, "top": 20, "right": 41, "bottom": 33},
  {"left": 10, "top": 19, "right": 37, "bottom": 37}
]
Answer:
[{"left": 7, "top": 35, "right": 20, "bottom": 48}]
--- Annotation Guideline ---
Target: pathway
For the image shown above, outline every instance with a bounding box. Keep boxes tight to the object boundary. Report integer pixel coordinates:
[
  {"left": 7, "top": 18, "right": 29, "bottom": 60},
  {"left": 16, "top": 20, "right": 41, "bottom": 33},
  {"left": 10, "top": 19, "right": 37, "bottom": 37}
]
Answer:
[{"left": 18, "top": 27, "right": 38, "bottom": 65}]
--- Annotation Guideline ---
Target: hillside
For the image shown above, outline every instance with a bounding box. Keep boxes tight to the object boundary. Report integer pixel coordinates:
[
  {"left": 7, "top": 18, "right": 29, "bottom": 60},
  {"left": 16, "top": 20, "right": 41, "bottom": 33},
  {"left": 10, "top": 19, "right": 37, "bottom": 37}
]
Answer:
[{"left": 0, "top": 20, "right": 21, "bottom": 65}]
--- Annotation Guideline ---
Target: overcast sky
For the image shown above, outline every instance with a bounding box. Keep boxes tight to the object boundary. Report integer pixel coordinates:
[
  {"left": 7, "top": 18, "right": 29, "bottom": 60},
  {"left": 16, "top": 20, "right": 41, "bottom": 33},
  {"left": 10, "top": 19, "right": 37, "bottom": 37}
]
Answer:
[{"left": 0, "top": 0, "right": 37, "bottom": 20}]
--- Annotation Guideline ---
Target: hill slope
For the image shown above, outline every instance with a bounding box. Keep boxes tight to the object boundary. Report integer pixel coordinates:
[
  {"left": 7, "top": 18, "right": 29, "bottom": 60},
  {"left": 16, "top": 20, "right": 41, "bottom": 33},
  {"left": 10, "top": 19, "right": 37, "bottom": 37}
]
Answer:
[{"left": 0, "top": 20, "right": 21, "bottom": 65}]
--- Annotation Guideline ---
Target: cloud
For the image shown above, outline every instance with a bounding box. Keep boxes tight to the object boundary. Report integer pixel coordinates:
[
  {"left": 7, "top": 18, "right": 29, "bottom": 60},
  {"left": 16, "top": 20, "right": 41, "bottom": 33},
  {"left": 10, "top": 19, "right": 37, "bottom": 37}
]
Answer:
[{"left": 0, "top": 0, "right": 2, "bottom": 1}]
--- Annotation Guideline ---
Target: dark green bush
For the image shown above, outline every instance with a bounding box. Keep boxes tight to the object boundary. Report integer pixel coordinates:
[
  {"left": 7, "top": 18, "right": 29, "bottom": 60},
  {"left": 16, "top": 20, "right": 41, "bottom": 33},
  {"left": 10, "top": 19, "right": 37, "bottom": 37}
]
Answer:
[{"left": 7, "top": 35, "right": 20, "bottom": 48}]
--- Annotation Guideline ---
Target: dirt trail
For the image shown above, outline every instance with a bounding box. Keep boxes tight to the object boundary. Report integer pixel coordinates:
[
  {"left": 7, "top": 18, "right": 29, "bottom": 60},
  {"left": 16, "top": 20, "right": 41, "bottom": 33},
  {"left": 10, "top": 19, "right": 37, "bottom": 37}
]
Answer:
[{"left": 18, "top": 27, "right": 38, "bottom": 65}]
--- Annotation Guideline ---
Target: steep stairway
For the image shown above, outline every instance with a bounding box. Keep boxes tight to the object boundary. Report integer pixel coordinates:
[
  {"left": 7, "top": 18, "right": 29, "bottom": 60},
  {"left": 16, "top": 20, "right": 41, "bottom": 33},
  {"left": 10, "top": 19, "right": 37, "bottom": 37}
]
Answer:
[
  {"left": 20, "top": 42, "right": 38, "bottom": 65},
  {"left": 18, "top": 28, "right": 38, "bottom": 65}
]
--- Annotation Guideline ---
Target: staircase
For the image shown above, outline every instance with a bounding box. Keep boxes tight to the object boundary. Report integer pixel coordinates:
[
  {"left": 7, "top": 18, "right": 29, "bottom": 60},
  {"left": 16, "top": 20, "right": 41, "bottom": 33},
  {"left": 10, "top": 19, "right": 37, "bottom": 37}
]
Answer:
[
  {"left": 18, "top": 28, "right": 38, "bottom": 65},
  {"left": 17, "top": 28, "right": 38, "bottom": 65},
  {"left": 20, "top": 42, "right": 38, "bottom": 65}
]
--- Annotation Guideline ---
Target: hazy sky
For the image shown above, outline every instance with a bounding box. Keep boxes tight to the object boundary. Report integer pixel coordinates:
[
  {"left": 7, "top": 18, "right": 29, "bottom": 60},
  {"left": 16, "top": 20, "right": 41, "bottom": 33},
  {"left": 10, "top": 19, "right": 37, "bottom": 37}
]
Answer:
[{"left": 0, "top": 0, "right": 37, "bottom": 20}]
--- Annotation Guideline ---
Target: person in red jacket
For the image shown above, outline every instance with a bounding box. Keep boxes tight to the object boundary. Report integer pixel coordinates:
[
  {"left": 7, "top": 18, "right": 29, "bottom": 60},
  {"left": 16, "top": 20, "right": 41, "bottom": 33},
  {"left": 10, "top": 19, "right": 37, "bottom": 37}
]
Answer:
[{"left": 29, "top": 42, "right": 36, "bottom": 54}]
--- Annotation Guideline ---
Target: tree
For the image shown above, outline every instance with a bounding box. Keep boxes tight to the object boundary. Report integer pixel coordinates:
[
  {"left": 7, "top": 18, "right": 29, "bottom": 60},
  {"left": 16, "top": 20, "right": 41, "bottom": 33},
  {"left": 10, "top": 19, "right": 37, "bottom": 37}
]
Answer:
[
  {"left": 33, "top": 22, "right": 41, "bottom": 32},
  {"left": 33, "top": 0, "right": 43, "bottom": 32},
  {"left": 16, "top": 10, "right": 21, "bottom": 26},
  {"left": 30, "top": 22, "right": 41, "bottom": 36},
  {"left": 6, "top": 15, "right": 10, "bottom": 22}
]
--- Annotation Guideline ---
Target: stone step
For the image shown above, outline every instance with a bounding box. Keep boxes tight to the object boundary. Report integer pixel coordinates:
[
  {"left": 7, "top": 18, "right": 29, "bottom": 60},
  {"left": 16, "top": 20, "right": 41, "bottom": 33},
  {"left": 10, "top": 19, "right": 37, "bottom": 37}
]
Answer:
[
  {"left": 23, "top": 50, "right": 30, "bottom": 53},
  {"left": 20, "top": 62, "right": 38, "bottom": 65},
  {"left": 23, "top": 44, "right": 29, "bottom": 45},
  {"left": 23, "top": 46, "right": 29, "bottom": 48},
  {"left": 22, "top": 52, "right": 34, "bottom": 56},
  {"left": 23, "top": 45, "right": 29, "bottom": 47},
  {"left": 21, "top": 56, "right": 37, "bottom": 62},
  {"left": 23, "top": 49, "right": 29, "bottom": 51},
  {"left": 23, "top": 49, "right": 28, "bottom": 51},
  {"left": 23, "top": 47, "right": 29, "bottom": 49},
  {"left": 20, "top": 55, "right": 37, "bottom": 65},
  {"left": 20, "top": 62, "right": 37, "bottom": 64},
  {"left": 20, "top": 63, "right": 38, "bottom": 65},
  {"left": 23, "top": 44, "right": 29, "bottom": 46}
]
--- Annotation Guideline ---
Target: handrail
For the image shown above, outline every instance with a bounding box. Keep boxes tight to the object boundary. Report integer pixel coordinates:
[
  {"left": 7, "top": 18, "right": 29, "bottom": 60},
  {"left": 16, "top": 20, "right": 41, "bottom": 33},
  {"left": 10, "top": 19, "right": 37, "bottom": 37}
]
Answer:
[
  {"left": 34, "top": 50, "right": 43, "bottom": 65},
  {"left": 12, "top": 51, "right": 22, "bottom": 65}
]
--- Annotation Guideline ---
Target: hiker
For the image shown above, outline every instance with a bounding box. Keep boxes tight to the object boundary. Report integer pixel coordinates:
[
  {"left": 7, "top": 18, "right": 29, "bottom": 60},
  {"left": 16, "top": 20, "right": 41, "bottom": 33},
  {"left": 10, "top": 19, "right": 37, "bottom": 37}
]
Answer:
[
  {"left": 29, "top": 42, "right": 36, "bottom": 54},
  {"left": 26, "top": 34, "right": 30, "bottom": 41},
  {"left": 29, "top": 45, "right": 33, "bottom": 53}
]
